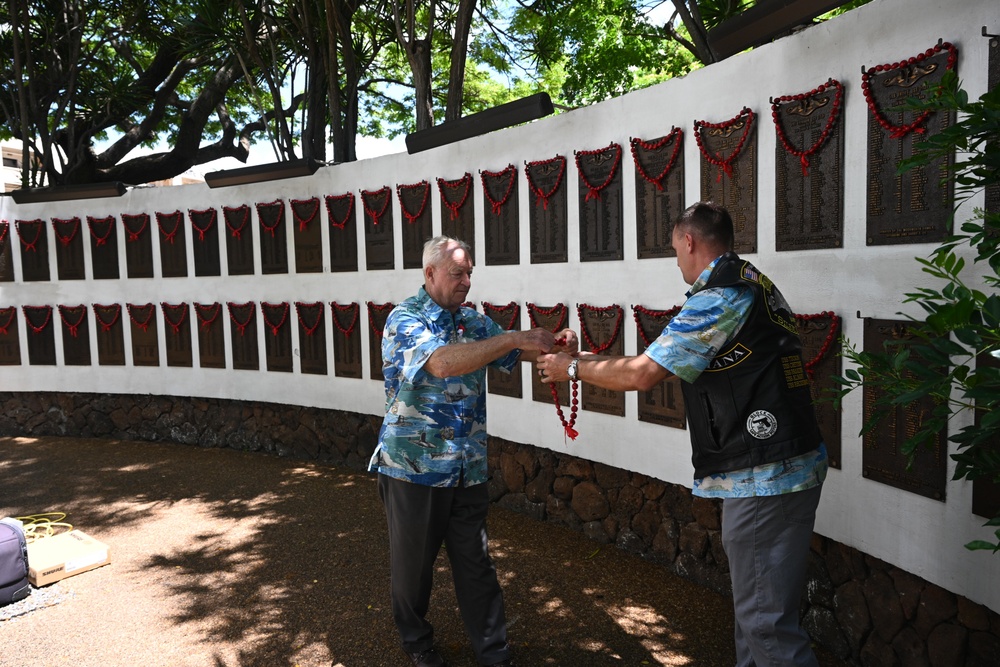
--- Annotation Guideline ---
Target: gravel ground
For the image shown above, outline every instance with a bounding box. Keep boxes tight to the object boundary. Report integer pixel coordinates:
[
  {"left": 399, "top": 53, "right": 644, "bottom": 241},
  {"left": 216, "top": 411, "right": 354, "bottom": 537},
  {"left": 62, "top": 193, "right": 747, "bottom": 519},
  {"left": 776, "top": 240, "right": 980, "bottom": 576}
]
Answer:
[{"left": 0, "top": 436, "right": 849, "bottom": 667}]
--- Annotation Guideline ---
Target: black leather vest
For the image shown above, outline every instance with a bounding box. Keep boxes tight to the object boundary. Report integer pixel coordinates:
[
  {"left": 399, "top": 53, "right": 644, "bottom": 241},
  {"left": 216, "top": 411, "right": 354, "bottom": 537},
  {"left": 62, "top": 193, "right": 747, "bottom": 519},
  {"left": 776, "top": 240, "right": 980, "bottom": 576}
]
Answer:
[{"left": 681, "top": 253, "right": 823, "bottom": 478}]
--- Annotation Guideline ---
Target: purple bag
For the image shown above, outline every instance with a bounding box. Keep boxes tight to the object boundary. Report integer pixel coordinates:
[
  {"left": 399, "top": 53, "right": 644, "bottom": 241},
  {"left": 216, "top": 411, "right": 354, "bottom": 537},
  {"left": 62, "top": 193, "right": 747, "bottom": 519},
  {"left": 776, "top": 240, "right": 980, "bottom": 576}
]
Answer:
[{"left": 0, "top": 518, "right": 30, "bottom": 606}]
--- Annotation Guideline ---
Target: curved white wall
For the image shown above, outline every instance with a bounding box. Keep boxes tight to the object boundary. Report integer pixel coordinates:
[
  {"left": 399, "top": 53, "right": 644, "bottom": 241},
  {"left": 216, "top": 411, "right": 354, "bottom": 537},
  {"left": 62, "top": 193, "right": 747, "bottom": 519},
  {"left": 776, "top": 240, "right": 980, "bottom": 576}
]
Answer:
[{"left": 1, "top": 0, "right": 997, "bottom": 612}]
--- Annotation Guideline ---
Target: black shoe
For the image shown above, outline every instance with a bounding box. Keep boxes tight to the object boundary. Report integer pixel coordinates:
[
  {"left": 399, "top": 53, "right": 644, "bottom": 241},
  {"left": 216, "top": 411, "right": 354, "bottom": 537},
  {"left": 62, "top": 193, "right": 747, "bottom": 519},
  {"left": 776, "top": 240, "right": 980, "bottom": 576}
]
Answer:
[{"left": 404, "top": 647, "right": 448, "bottom": 667}]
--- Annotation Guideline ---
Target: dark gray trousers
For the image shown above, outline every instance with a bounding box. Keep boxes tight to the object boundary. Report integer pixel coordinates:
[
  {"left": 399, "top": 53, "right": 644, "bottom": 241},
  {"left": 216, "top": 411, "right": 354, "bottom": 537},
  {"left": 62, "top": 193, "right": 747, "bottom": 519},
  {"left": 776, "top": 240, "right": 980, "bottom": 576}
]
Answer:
[
  {"left": 721, "top": 483, "right": 823, "bottom": 667},
  {"left": 378, "top": 474, "right": 510, "bottom": 665}
]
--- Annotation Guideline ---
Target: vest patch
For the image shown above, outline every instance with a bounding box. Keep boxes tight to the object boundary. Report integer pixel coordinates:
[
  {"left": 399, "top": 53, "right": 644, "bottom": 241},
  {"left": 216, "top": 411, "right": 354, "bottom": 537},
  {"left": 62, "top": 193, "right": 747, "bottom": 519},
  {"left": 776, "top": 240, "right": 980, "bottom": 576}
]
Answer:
[
  {"left": 747, "top": 410, "right": 778, "bottom": 439},
  {"left": 741, "top": 264, "right": 760, "bottom": 283},
  {"left": 706, "top": 342, "right": 752, "bottom": 372}
]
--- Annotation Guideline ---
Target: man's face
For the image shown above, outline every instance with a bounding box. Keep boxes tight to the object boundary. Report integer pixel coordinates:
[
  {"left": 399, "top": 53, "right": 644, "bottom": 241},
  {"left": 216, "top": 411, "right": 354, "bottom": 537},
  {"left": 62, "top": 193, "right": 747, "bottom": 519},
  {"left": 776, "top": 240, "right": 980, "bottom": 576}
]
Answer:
[
  {"left": 425, "top": 243, "right": 473, "bottom": 312},
  {"left": 671, "top": 226, "right": 697, "bottom": 285}
]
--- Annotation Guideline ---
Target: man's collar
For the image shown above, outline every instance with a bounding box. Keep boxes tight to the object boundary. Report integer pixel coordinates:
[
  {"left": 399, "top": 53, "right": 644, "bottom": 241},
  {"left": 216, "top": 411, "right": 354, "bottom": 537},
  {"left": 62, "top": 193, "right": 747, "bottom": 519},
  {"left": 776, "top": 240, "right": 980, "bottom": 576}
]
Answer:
[
  {"left": 418, "top": 286, "right": 451, "bottom": 321},
  {"left": 686, "top": 254, "right": 726, "bottom": 297}
]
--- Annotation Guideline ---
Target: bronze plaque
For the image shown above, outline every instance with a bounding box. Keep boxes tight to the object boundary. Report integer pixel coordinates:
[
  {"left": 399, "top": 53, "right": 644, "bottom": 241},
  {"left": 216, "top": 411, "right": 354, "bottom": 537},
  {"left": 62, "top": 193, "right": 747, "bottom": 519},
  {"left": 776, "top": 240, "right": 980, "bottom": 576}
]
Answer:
[
  {"left": 223, "top": 205, "right": 255, "bottom": 276},
  {"left": 156, "top": 211, "right": 187, "bottom": 278},
  {"left": 261, "top": 301, "right": 293, "bottom": 372},
  {"left": 331, "top": 302, "right": 362, "bottom": 379},
  {"left": 162, "top": 303, "right": 193, "bottom": 368},
  {"left": 527, "top": 303, "right": 570, "bottom": 406},
  {"left": 87, "top": 216, "right": 120, "bottom": 280},
  {"left": 189, "top": 208, "right": 221, "bottom": 277},
  {"left": 16, "top": 220, "right": 50, "bottom": 282},
  {"left": 483, "top": 301, "right": 522, "bottom": 398},
  {"left": 122, "top": 213, "right": 154, "bottom": 279},
  {"left": 579, "top": 304, "right": 625, "bottom": 416},
  {"left": 987, "top": 34, "right": 999, "bottom": 219},
  {"left": 23, "top": 305, "right": 56, "bottom": 365},
  {"left": 228, "top": 302, "right": 260, "bottom": 371},
  {"left": 482, "top": 166, "right": 520, "bottom": 266},
  {"left": 362, "top": 187, "right": 395, "bottom": 271},
  {"left": 399, "top": 182, "right": 433, "bottom": 270},
  {"left": 774, "top": 81, "right": 845, "bottom": 251},
  {"left": 94, "top": 304, "right": 126, "bottom": 366},
  {"left": 439, "top": 174, "right": 476, "bottom": 257},
  {"left": 257, "top": 200, "right": 289, "bottom": 275},
  {"left": 526, "top": 157, "right": 568, "bottom": 264},
  {"left": 0, "top": 307, "right": 21, "bottom": 365},
  {"left": 973, "top": 351, "right": 1000, "bottom": 519},
  {"left": 795, "top": 312, "right": 842, "bottom": 468},
  {"left": 194, "top": 302, "right": 226, "bottom": 369},
  {"left": 326, "top": 193, "right": 359, "bottom": 273},
  {"left": 295, "top": 302, "right": 327, "bottom": 376},
  {"left": 52, "top": 217, "right": 85, "bottom": 280},
  {"left": 632, "top": 131, "right": 685, "bottom": 259},
  {"left": 865, "top": 45, "right": 956, "bottom": 245},
  {"left": 58, "top": 305, "right": 91, "bottom": 366},
  {"left": 127, "top": 303, "right": 160, "bottom": 367},
  {"left": 862, "top": 318, "right": 946, "bottom": 500},
  {"left": 577, "top": 144, "right": 624, "bottom": 262},
  {"left": 291, "top": 198, "right": 323, "bottom": 273},
  {"left": 367, "top": 301, "right": 394, "bottom": 381},
  {"left": 0, "top": 222, "right": 13, "bottom": 282},
  {"left": 696, "top": 108, "right": 758, "bottom": 254},
  {"left": 633, "top": 305, "right": 686, "bottom": 429}
]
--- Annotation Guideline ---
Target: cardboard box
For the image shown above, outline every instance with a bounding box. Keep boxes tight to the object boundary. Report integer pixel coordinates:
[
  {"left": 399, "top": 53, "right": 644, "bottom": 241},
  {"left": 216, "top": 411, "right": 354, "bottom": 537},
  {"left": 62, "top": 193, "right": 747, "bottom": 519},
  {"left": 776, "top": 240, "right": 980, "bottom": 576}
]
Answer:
[{"left": 27, "top": 530, "right": 110, "bottom": 586}]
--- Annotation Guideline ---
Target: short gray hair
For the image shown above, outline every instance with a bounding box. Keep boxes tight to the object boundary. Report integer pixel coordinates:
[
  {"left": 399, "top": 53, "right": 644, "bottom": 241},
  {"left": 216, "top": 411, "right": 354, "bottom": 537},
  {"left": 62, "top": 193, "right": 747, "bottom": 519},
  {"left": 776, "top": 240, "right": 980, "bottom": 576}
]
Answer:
[{"left": 422, "top": 236, "right": 471, "bottom": 270}]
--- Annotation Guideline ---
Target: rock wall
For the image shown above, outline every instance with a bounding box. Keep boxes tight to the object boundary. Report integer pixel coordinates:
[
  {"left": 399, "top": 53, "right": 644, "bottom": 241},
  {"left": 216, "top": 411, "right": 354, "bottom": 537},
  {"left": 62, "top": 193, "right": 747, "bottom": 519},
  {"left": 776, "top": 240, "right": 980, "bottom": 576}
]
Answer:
[{"left": 2, "top": 390, "right": 998, "bottom": 665}]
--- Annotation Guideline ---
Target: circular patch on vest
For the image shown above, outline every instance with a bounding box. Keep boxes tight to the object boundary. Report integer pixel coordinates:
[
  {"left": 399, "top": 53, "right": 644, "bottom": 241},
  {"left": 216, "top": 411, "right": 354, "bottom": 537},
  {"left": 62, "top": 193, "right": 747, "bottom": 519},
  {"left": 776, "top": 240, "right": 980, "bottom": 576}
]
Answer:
[{"left": 746, "top": 410, "right": 778, "bottom": 439}]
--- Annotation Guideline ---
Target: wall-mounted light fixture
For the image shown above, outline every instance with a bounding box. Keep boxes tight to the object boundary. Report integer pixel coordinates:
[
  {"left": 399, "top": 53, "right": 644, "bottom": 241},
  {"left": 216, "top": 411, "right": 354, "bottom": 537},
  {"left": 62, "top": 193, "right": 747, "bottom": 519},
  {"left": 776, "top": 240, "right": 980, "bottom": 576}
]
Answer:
[
  {"left": 11, "top": 181, "right": 127, "bottom": 205},
  {"left": 405, "top": 93, "right": 555, "bottom": 155},
  {"left": 204, "top": 158, "right": 320, "bottom": 189},
  {"left": 707, "top": 0, "right": 849, "bottom": 61}
]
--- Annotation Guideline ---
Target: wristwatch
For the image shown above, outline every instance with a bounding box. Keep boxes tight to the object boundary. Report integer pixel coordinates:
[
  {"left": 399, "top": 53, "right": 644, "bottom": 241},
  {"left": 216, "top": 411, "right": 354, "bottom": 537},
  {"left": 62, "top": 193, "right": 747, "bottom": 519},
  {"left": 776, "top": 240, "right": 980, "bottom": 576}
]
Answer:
[{"left": 567, "top": 358, "right": 579, "bottom": 381}]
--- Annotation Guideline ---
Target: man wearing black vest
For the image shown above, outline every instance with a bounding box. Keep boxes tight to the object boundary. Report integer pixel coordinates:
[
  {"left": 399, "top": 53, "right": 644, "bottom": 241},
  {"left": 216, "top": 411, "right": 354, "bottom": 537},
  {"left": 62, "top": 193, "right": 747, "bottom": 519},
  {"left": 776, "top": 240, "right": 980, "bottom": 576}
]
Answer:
[{"left": 536, "top": 201, "right": 827, "bottom": 667}]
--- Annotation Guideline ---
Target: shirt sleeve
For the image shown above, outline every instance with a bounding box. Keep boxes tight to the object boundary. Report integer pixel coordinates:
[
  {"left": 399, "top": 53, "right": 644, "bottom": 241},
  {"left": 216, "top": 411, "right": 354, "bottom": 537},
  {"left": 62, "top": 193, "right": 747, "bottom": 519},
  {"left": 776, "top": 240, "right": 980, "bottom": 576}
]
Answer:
[
  {"left": 642, "top": 285, "right": 754, "bottom": 383},
  {"left": 481, "top": 314, "right": 520, "bottom": 373},
  {"left": 384, "top": 308, "right": 446, "bottom": 384}
]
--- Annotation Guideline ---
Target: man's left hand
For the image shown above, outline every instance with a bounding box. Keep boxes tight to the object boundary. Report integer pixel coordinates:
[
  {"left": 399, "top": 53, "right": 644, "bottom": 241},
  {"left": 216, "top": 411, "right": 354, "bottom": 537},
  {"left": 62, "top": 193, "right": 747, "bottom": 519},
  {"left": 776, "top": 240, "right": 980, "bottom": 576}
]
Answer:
[{"left": 536, "top": 351, "right": 574, "bottom": 383}]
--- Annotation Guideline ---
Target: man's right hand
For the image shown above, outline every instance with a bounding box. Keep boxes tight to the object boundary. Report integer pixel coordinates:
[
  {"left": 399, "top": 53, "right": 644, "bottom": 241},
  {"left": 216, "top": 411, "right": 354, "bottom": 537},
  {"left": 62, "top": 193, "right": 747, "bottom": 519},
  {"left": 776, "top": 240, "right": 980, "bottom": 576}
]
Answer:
[{"left": 517, "top": 327, "right": 557, "bottom": 353}]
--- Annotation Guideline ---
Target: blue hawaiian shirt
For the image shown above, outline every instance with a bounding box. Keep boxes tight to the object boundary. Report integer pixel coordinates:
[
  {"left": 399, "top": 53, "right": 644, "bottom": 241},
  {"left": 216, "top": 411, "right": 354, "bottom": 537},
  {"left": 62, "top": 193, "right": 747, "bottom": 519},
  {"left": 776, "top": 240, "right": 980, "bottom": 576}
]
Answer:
[
  {"left": 643, "top": 257, "right": 828, "bottom": 499},
  {"left": 368, "top": 287, "right": 519, "bottom": 487}
]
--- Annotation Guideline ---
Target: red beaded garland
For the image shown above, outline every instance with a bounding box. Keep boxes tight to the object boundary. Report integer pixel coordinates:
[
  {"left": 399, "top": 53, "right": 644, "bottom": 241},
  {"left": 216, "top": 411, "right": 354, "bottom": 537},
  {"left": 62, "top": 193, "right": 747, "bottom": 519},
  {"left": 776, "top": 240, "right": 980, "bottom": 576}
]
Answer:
[
  {"left": 771, "top": 79, "right": 843, "bottom": 176},
  {"left": 21, "top": 305, "right": 52, "bottom": 334},
  {"left": 188, "top": 208, "right": 216, "bottom": 241},
  {"left": 160, "top": 302, "right": 188, "bottom": 335},
  {"left": 367, "top": 301, "right": 394, "bottom": 338},
  {"left": 155, "top": 211, "right": 182, "bottom": 244},
  {"left": 92, "top": 303, "right": 121, "bottom": 332},
  {"left": 325, "top": 193, "right": 355, "bottom": 229},
  {"left": 397, "top": 181, "right": 431, "bottom": 224},
  {"left": 294, "top": 301, "right": 324, "bottom": 336},
  {"left": 693, "top": 107, "right": 755, "bottom": 182},
  {"left": 256, "top": 200, "right": 284, "bottom": 237},
  {"left": 577, "top": 303, "right": 624, "bottom": 353},
  {"left": 194, "top": 302, "right": 222, "bottom": 331},
  {"left": 632, "top": 304, "right": 682, "bottom": 346},
  {"left": 482, "top": 301, "right": 520, "bottom": 331},
  {"left": 575, "top": 143, "right": 622, "bottom": 202},
  {"left": 481, "top": 165, "right": 517, "bottom": 215},
  {"left": 261, "top": 301, "right": 289, "bottom": 336},
  {"left": 0, "top": 306, "right": 15, "bottom": 335},
  {"left": 15, "top": 219, "right": 43, "bottom": 252},
  {"left": 126, "top": 303, "right": 155, "bottom": 332},
  {"left": 86, "top": 216, "right": 115, "bottom": 247},
  {"left": 121, "top": 213, "right": 149, "bottom": 242},
  {"left": 437, "top": 173, "right": 472, "bottom": 220},
  {"left": 525, "top": 156, "right": 566, "bottom": 210},
  {"left": 223, "top": 205, "right": 250, "bottom": 239},
  {"left": 794, "top": 311, "right": 841, "bottom": 379},
  {"left": 361, "top": 187, "right": 392, "bottom": 226},
  {"left": 0, "top": 221, "right": 8, "bottom": 248},
  {"left": 630, "top": 128, "right": 683, "bottom": 190},
  {"left": 52, "top": 217, "right": 80, "bottom": 247},
  {"left": 226, "top": 301, "right": 256, "bottom": 336},
  {"left": 331, "top": 301, "right": 360, "bottom": 337},
  {"left": 57, "top": 305, "right": 86, "bottom": 337},
  {"left": 291, "top": 197, "right": 321, "bottom": 232},
  {"left": 527, "top": 302, "right": 577, "bottom": 440}
]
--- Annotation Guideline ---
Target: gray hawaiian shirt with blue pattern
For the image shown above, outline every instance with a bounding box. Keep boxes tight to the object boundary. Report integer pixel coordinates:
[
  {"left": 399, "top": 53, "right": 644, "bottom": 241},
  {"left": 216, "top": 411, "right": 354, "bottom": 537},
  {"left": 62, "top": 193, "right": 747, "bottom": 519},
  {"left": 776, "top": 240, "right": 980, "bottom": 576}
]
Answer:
[{"left": 369, "top": 287, "right": 519, "bottom": 487}]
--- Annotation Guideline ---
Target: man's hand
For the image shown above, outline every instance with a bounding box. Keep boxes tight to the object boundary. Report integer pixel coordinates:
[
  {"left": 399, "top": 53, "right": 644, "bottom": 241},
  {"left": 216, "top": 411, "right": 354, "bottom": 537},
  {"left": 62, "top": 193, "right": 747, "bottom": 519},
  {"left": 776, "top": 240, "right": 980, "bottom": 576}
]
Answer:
[
  {"left": 552, "top": 329, "right": 580, "bottom": 355},
  {"left": 536, "top": 351, "right": 575, "bottom": 383},
  {"left": 516, "top": 327, "right": 558, "bottom": 353}
]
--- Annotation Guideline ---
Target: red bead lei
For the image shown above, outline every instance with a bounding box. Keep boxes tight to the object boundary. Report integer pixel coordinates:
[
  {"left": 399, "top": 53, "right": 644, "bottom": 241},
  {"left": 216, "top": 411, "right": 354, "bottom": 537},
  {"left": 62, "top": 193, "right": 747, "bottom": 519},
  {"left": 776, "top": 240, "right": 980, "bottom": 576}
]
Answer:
[
  {"left": 126, "top": 303, "right": 155, "bottom": 332},
  {"left": 52, "top": 217, "right": 80, "bottom": 247},
  {"left": 794, "top": 311, "right": 841, "bottom": 380},
  {"left": 0, "top": 306, "right": 16, "bottom": 335},
  {"left": 367, "top": 301, "right": 394, "bottom": 338},
  {"left": 630, "top": 128, "right": 683, "bottom": 191},
  {"left": 160, "top": 302, "right": 188, "bottom": 335},
  {"left": 15, "top": 219, "right": 43, "bottom": 252},
  {"left": 22, "top": 305, "right": 52, "bottom": 334},
  {"left": 227, "top": 301, "right": 256, "bottom": 336},
  {"left": 482, "top": 301, "right": 520, "bottom": 331},
  {"left": 325, "top": 193, "right": 355, "bottom": 230},
  {"left": 526, "top": 302, "right": 568, "bottom": 333},
  {"left": 223, "top": 205, "right": 250, "bottom": 239},
  {"left": 58, "top": 304, "right": 86, "bottom": 337},
  {"left": 397, "top": 181, "right": 430, "bottom": 224},
  {"left": 525, "top": 156, "right": 566, "bottom": 210},
  {"left": 861, "top": 41, "right": 958, "bottom": 140},
  {"left": 92, "top": 303, "right": 121, "bottom": 332},
  {"left": 188, "top": 208, "right": 216, "bottom": 241},
  {"left": 577, "top": 303, "right": 624, "bottom": 353},
  {"left": 771, "top": 79, "right": 843, "bottom": 177},
  {"left": 291, "top": 197, "right": 321, "bottom": 232},
  {"left": 294, "top": 301, "right": 324, "bottom": 336},
  {"left": 121, "top": 213, "right": 149, "bottom": 242},
  {"left": 86, "top": 216, "right": 115, "bottom": 247},
  {"left": 256, "top": 200, "right": 284, "bottom": 237},
  {"left": 0, "top": 221, "right": 8, "bottom": 248},
  {"left": 437, "top": 173, "right": 472, "bottom": 220},
  {"left": 527, "top": 302, "right": 578, "bottom": 440},
  {"left": 632, "top": 304, "right": 682, "bottom": 346},
  {"left": 575, "top": 143, "right": 622, "bottom": 202},
  {"left": 156, "top": 211, "right": 183, "bottom": 244},
  {"left": 194, "top": 302, "right": 222, "bottom": 331},
  {"left": 261, "top": 301, "right": 289, "bottom": 336},
  {"left": 694, "top": 107, "right": 755, "bottom": 182},
  {"left": 361, "top": 187, "right": 392, "bottom": 226},
  {"left": 480, "top": 165, "right": 516, "bottom": 216},
  {"left": 331, "top": 301, "right": 360, "bottom": 337}
]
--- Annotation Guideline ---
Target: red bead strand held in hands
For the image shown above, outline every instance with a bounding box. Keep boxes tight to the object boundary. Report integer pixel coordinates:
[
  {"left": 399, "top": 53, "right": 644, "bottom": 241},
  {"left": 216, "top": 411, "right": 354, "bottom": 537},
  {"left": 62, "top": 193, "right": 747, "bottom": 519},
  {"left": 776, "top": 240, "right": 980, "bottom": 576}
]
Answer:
[
  {"left": 771, "top": 79, "right": 844, "bottom": 176},
  {"left": 630, "top": 129, "right": 683, "bottom": 191},
  {"left": 528, "top": 302, "right": 578, "bottom": 440},
  {"left": 693, "top": 107, "right": 755, "bottom": 182}
]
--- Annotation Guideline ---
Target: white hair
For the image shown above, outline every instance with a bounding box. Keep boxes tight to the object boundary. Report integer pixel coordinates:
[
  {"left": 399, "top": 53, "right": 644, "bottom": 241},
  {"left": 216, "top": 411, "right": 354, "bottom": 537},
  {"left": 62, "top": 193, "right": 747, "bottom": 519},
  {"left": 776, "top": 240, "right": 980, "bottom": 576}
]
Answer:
[{"left": 422, "top": 235, "right": 471, "bottom": 270}]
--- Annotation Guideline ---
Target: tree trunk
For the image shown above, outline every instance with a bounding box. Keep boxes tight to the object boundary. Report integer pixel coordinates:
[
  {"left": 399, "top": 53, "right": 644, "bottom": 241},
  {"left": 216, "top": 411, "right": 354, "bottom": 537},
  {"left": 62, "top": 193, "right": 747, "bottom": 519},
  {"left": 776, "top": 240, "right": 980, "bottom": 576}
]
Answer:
[
  {"left": 445, "top": 0, "right": 476, "bottom": 122},
  {"left": 670, "top": 0, "right": 716, "bottom": 64}
]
